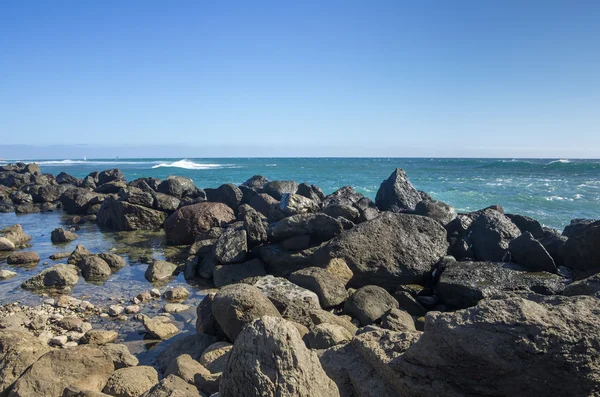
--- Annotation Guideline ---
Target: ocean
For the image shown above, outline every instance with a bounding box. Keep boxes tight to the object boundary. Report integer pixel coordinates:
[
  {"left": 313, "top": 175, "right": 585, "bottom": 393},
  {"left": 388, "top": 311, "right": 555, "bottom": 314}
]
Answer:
[{"left": 5, "top": 157, "right": 599, "bottom": 230}]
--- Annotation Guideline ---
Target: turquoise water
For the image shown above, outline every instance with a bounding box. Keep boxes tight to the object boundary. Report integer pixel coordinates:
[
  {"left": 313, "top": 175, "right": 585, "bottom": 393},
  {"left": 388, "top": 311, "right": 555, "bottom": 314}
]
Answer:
[{"left": 8, "top": 157, "right": 599, "bottom": 230}]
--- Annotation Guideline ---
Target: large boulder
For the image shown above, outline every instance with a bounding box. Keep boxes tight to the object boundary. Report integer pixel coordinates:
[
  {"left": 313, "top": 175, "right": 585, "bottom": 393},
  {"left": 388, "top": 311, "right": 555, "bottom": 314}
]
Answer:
[
  {"left": 289, "top": 267, "right": 348, "bottom": 308},
  {"left": 508, "top": 231, "right": 557, "bottom": 273},
  {"left": 562, "top": 218, "right": 596, "bottom": 238},
  {"left": 506, "top": 214, "right": 545, "bottom": 238},
  {"left": 564, "top": 273, "right": 600, "bottom": 296},
  {"left": 141, "top": 375, "right": 202, "bottom": 397},
  {"left": 469, "top": 209, "right": 521, "bottom": 261},
  {"left": 164, "top": 202, "right": 235, "bottom": 245},
  {"left": 102, "top": 366, "right": 158, "bottom": 397},
  {"left": 0, "top": 329, "right": 51, "bottom": 395},
  {"left": 254, "top": 275, "right": 321, "bottom": 313},
  {"left": 164, "top": 354, "right": 210, "bottom": 385},
  {"left": 343, "top": 285, "right": 399, "bottom": 326},
  {"left": 211, "top": 284, "right": 281, "bottom": 341},
  {"left": 375, "top": 168, "right": 422, "bottom": 212},
  {"left": 215, "top": 229, "right": 247, "bottom": 265},
  {"left": 414, "top": 200, "right": 457, "bottom": 225},
  {"left": 213, "top": 259, "right": 267, "bottom": 288},
  {"left": 271, "top": 213, "right": 343, "bottom": 242},
  {"left": 279, "top": 193, "right": 319, "bottom": 216},
  {"left": 262, "top": 180, "right": 299, "bottom": 200},
  {"left": 315, "top": 213, "right": 448, "bottom": 289},
  {"left": 145, "top": 260, "right": 177, "bottom": 282},
  {"left": 79, "top": 256, "right": 112, "bottom": 281},
  {"left": 96, "top": 196, "right": 167, "bottom": 231},
  {"left": 387, "top": 296, "right": 600, "bottom": 396},
  {"left": 436, "top": 261, "right": 567, "bottom": 309},
  {"left": 219, "top": 316, "right": 340, "bottom": 397},
  {"left": 7, "top": 251, "right": 40, "bottom": 265},
  {"left": 9, "top": 346, "right": 114, "bottom": 397},
  {"left": 157, "top": 176, "right": 195, "bottom": 199},
  {"left": 560, "top": 220, "right": 600, "bottom": 271},
  {"left": 21, "top": 264, "right": 79, "bottom": 290},
  {"left": 97, "top": 168, "right": 125, "bottom": 185},
  {"left": 60, "top": 188, "right": 98, "bottom": 214},
  {"left": 1, "top": 224, "right": 31, "bottom": 248},
  {"left": 206, "top": 183, "right": 243, "bottom": 209},
  {"left": 258, "top": 244, "right": 319, "bottom": 277},
  {"left": 50, "top": 228, "right": 78, "bottom": 244},
  {"left": 243, "top": 208, "right": 268, "bottom": 246}
]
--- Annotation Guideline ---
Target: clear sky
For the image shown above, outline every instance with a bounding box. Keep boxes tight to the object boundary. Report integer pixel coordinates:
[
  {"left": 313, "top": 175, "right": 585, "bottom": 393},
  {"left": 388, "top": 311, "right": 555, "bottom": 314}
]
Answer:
[{"left": 1, "top": 0, "right": 599, "bottom": 158}]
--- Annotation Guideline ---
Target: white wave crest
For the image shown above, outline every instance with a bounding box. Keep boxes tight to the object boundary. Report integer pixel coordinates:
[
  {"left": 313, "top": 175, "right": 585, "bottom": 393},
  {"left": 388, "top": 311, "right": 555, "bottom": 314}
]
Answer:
[
  {"left": 548, "top": 159, "right": 570, "bottom": 164},
  {"left": 151, "top": 159, "right": 229, "bottom": 170}
]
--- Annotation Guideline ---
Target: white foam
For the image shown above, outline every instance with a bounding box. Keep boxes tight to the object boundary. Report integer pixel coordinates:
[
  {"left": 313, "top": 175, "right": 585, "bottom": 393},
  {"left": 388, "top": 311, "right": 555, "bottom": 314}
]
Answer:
[
  {"left": 548, "top": 159, "right": 570, "bottom": 164},
  {"left": 151, "top": 159, "right": 229, "bottom": 170}
]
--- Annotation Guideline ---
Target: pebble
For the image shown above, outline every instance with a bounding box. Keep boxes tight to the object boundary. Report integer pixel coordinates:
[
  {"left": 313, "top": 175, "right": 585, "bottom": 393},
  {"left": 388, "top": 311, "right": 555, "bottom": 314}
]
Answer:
[
  {"left": 108, "top": 305, "right": 125, "bottom": 317},
  {"left": 125, "top": 305, "right": 141, "bottom": 314},
  {"left": 150, "top": 288, "right": 161, "bottom": 298},
  {"left": 50, "top": 335, "right": 68, "bottom": 347},
  {"left": 163, "top": 303, "right": 190, "bottom": 314}
]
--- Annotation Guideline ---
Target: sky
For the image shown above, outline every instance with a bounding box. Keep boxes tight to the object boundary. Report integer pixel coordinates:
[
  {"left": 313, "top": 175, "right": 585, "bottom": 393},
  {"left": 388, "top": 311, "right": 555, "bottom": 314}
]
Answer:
[{"left": 1, "top": 0, "right": 599, "bottom": 159}]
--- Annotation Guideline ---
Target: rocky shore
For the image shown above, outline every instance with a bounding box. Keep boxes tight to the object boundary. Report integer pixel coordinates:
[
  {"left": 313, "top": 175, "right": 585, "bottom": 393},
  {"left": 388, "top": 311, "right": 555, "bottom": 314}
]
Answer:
[{"left": 1, "top": 162, "right": 600, "bottom": 396}]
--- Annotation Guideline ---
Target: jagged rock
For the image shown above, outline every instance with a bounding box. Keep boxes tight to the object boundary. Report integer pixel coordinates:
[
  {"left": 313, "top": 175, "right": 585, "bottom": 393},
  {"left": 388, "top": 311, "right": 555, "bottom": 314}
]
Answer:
[
  {"left": 95, "top": 180, "right": 127, "bottom": 194},
  {"left": 279, "top": 193, "right": 319, "bottom": 216},
  {"left": 79, "top": 256, "right": 112, "bottom": 281},
  {"left": 297, "top": 183, "right": 325, "bottom": 203},
  {"left": 97, "top": 253, "right": 127, "bottom": 271},
  {"left": 214, "top": 229, "right": 247, "bottom": 265},
  {"left": 321, "top": 204, "right": 360, "bottom": 223},
  {"left": 60, "top": 188, "right": 98, "bottom": 214},
  {"left": 242, "top": 208, "right": 268, "bottom": 246},
  {"left": 212, "top": 284, "right": 281, "bottom": 341},
  {"left": 68, "top": 244, "right": 92, "bottom": 264},
  {"left": 436, "top": 261, "right": 566, "bottom": 309},
  {"left": 561, "top": 220, "right": 600, "bottom": 271},
  {"left": 508, "top": 231, "right": 557, "bottom": 272},
  {"left": 103, "top": 366, "right": 158, "bottom": 397},
  {"left": 118, "top": 187, "right": 154, "bottom": 207},
  {"left": 564, "top": 273, "right": 600, "bottom": 296},
  {"left": 562, "top": 218, "right": 596, "bottom": 238},
  {"left": 344, "top": 285, "right": 399, "bottom": 326},
  {"left": 21, "top": 264, "right": 79, "bottom": 290},
  {"left": 200, "top": 342, "right": 233, "bottom": 373},
  {"left": 56, "top": 172, "right": 80, "bottom": 185},
  {"left": 290, "top": 267, "right": 349, "bottom": 308},
  {"left": 9, "top": 346, "right": 114, "bottom": 397},
  {"left": 263, "top": 180, "right": 299, "bottom": 200},
  {"left": 271, "top": 213, "right": 343, "bottom": 242},
  {"left": 248, "top": 193, "right": 278, "bottom": 218},
  {"left": 469, "top": 209, "right": 521, "bottom": 261},
  {"left": 206, "top": 183, "right": 243, "bottom": 209},
  {"left": 0, "top": 329, "right": 52, "bottom": 395},
  {"left": 98, "top": 168, "right": 125, "bottom": 185},
  {"left": 414, "top": 199, "right": 457, "bottom": 225},
  {"left": 506, "top": 214, "right": 545, "bottom": 238},
  {"left": 254, "top": 275, "right": 320, "bottom": 312},
  {"left": 96, "top": 196, "right": 167, "bottom": 231},
  {"left": 157, "top": 176, "right": 195, "bottom": 198},
  {"left": 323, "top": 258, "right": 353, "bottom": 285},
  {"left": 219, "top": 316, "right": 340, "bottom": 397},
  {"left": 100, "top": 344, "right": 139, "bottom": 369},
  {"left": 0, "top": 269, "right": 17, "bottom": 279},
  {"left": 258, "top": 244, "right": 319, "bottom": 277},
  {"left": 164, "top": 202, "right": 235, "bottom": 245},
  {"left": 393, "top": 291, "right": 427, "bottom": 316},
  {"left": 51, "top": 228, "right": 78, "bottom": 244},
  {"left": 7, "top": 251, "right": 39, "bottom": 265},
  {"left": 145, "top": 260, "right": 177, "bottom": 282},
  {"left": 152, "top": 192, "right": 180, "bottom": 213},
  {"left": 306, "top": 323, "right": 353, "bottom": 349},
  {"left": 142, "top": 375, "right": 203, "bottom": 397},
  {"left": 213, "top": 259, "right": 267, "bottom": 288},
  {"left": 375, "top": 168, "right": 422, "bottom": 212},
  {"left": 315, "top": 213, "right": 448, "bottom": 289},
  {"left": 1, "top": 224, "right": 31, "bottom": 247}
]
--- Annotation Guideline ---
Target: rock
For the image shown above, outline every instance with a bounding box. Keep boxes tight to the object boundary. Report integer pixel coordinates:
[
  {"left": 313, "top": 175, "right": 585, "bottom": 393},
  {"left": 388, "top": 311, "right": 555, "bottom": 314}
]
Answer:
[
  {"left": 21, "top": 264, "right": 79, "bottom": 290},
  {"left": 213, "top": 259, "right": 267, "bottom": 288},
  {"left": 206, "top": 183, "right": 243, "bottom": 209},
  {"left": 469, "top": 209, "right": 521, "bottom": 261},
  {"left": 279, "top": 193, "right": 319, "bottom": 216},
  {"left": 0, "top": 237, "right": 16, "bottom": 251},
  {"left": 79, "top": 256, "right": 112, "bottom": 281},
  {"left": 200, "top": 342, "right": 233, "bottom": 373},
  {"left": 152, "top": 192, "right": 180, "bottom": 213},
  {"left": 96, "top": 196, "right": 167, "bottom": 231},
  {"left": 380, "top": 308, "right": 416, "bottom": 332},
  {"left": 165, "top": 354, "right": 210, "bottom": 384},
  {"left": 141, "top": 375, "right": 202, "bottom": 397},
  {"left": 281, "top": 235, "right": 311, "bottom": 250},
  {"left": 297, "top": 182, "right": 325, "bottom": 202},
  {"left": 258, "top": 244, "right": 319, "bottom": 277},
  {"left": 145, "top": 260, "right": 177, "bottom": 282},
  {"left": 506, "top": 213, "right": 545, "bottom": 238},
  {"left": 254, "top": 275, "right": 320, "bottom": 312},
  {"left": 561, "top": 220, "right": 600, "bottom": 271},
  {"left": 50, "top": 228, "right": 78, "bottom": 244},
  {"left": 374, "top": 168, "right": 422, "bottom": 212},
  {"left": 562, "top": 218, "right": 596, "bottom": 238},
  {"left": 220, "top": 316, "right": 340, "bottom": 397},
  {"left": 248, "top": 193, "right": 278, "bottom": 218},
  {"left": 100, "top": 344, "right": 139, "bottom": 369},
  {"left": 59, "top": 188, "right": 98, "bottom": 214},
  {"left": 142, "top": 316, "right": 179, "bottom": 340},
  {"left": 103, "top": 366, "right": 158, "bottom": 397},
  {"left": 194, "top": 373, "right": 220, "bottom": 396},
  {"left": 263, "top": 180, "right": 299, "bottom": 200},
  {"left": 0, "top": 329, "right": 51, "bottom": 395},
  {"left": 68, "top": 244, "right": 92, "bottom": 264},
  {"left": 196, "top": 293, "right": 223, "bottom": 336},
  {"left": 0, "top": 269, "right": 17, "bottom": 280},
  {"left": 343, "top": 285, "right": 399, "bottom": 326},
  {"left": 393, "top": 291, "right": 428, "bottom": 316},
  {"left": 564, "top": 273, "right": 600, "bottom": 296},
  {"left": 7, "top": 251, "right": 40, "bottom": 265},
  {"left": 59, "top": 316, "right": 92, "bottom": 333},
  {"left": 83, "top": 330, "right": 119, "bottom": 345},
  {"left": 155, "top": 333, "right": 217, "bottom": 373},
  {"left": 508, "top": 231, "right": 557, "bottom": 272},
  {"left": 321, "top": 204, "right": 360, "bottom": 222},
  {"left": 163, "top": 303, "right": 190, "bottom": 313},
  {"left": 1, "top": 224, "right": 31, "bottom": 247},
  {"left": 97, "top": 253, "right": 127, "bottom": 271},
  {"left": 214, "top": 229, "right": 247, "bottom": 264},
  {"left": 95, "top": 180, "right": 127, "bottom": 194},
  {"left": 315, "top": 213, "right": 448, "bottom": 289},
  {"left": 56, "top": 171, "right": 81, "bottom": 185},
  {"left": 539, "top": 232, "right": 568, "bottom": 266},
  {"left": 118, "top": 187, "right": 154, "bottom": 207},
  {"left": 163, "top": 286, "right": 190, "bottom": 302},
  {"left": 380, "top": 296, "right": 600, "bottom": 396},
  {"left": 414, "top": 200, "right": 457, "bottom": 225},
  {"left": 49, "top": 335, "right": 69, "bottom": 347},
  {"left": 306, "top": 323, "right": 353, "bottom": 349},
  {"left": 62, "top": 387, "right": 112, "bottom": 397},
  {"left": 212, "top": 284, "right": 281, "bottom": 341},
  {"left": 290, "top": 267, "right": 349, "bottom": 308},
  {"left": 98, "top": 168, "right": 125, "bottom": 185},
  {"left": 9, "top": 346, "right": 114, "bottom": 397},
  {"left": 436, "top": 261, "right": 567, "bottom": 309},
  {"left": 271, "top": 213, "right": 343, "bottom": 242},
  {"left": 323, "top": 258, "right": 353, "bottom": 285},
  {"left": 242, "top": 175, "right": 269, "bottom": 189},
  {"left": 242, "top": 208, "right": 268, "bottom": 246},
  {"left": 157, "top": 176, "right": 195, "bottom": 198},
  {"left": 164, "top": 202, "right": 236, "bottom": 245}
]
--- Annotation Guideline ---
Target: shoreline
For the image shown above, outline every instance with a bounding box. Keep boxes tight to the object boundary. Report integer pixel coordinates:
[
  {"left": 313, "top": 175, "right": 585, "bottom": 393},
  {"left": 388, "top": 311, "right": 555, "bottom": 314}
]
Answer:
[{"left": 1, "top": 162, "right": 599, "bottom": 396}]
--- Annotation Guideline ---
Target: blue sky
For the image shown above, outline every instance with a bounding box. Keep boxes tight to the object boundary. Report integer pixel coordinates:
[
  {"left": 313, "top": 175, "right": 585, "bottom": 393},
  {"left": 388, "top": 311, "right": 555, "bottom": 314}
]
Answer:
[{"left": 1, "top": 0, "right": 599, "bottom": 158}]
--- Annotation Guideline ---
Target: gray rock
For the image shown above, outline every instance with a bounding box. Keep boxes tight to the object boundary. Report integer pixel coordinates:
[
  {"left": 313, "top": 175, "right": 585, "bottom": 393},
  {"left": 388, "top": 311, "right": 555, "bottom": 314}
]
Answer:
[
  {"left": 279, "top": 193, "right": 319, "bottom": 216},
  {"left": 344, "top": 285, "right": 399, "bottom": 326},
  {"left": 258, "top": 244, "right": 319, "bottom": 277},
  {"left": 7, "top": 251, "right": 40, "bottom": 265},
  {"left": 157, "top": 176, "right": 195, "bottom": 199},
  {"left": 506, "top": 214, "right": 545, "bottom": 238},
  {"left": 254, "top": 275, "right": 320, "bottom": 313},
  {"left": 164, "top": 202, "right": 235, "bottom": 245},
  {"left": 242, "top": 208, "right": 268, "bottom": 246},
  {"left": 97, "top": 253, "right": 127, "bottom": 271},
  {"left": 164, "top": 354, "right": 210, "bottom": 385},
  {"left": 97, "top": 168, "right": 125, "bottom": 185},
  {"left": 263, "top": 180, "right": 299, "bottom": 200},
  {"left": 271, "top": 213, "right": 343, "bottom": 242},
  {"left": 380, "top": 308, "right": 416, "bottom": 332},
  {"left": 200, "top": 342, "right": 232, "bottom": 373},
  {"left": 50, "top": 228, "right": 78, "bottom": 244},
  {"left": 219, "top": 316, "right": 340, "bottom": 397},
  {"left": 79, "top": 256, "right": 112, "bottom": 281},
  {"left": 145, "top": 260, "right": 177, "bottom": 282},
  {"left": 100, "top": 343, "right": 139, "bottom": 369},
  {"left": 561, "top": 220, "right": 600, "bottom": 271},
  {"left": 242, "top": 175, "right": 268, "bottom": 190},
  {"left": 321, "top": 204, "right": 360, "bottom": 222},
  {"left": 213, "top": 259, "right": 267, "bottom": 288},
  {"left": 469, "top": 209, "right": 521, "bottom": 261},
  {"left": 414, "top": 200, "right": 457, "bottom": 225},
  {"left": 103, "top": 366, "right": 158, "bottom": 397},
  {"left": 215, "top": 229, "right": 247, "bottom": 265},
  {"left": 562, "top": 218, "right": 596, "bottom": 238},
  {"left": 141, "top": 374, "right": 203, "bottom": 397},
  {"left": 508, "top": 231, "right": 557, "bottom": 272},
  {"left": 206, "top": 183, "right": 243, "bottom": 209},
  {"left": 21, "top": 264, "right": 79, "bottom": 290},
  {"left": 142, "top": 316, "right": 179, "bottom": 340},
  {"left": 68, "top": 244, "right": 92, "bottom": 264},
  {"left": 375, "top": 168, "right": 422, "bottom": 212},
  {"left": 314, "top": 213, "right": 448, "bottom": 289},
  {"left": 564, "top": 273, "right": 600, "bottom": 296},
  {"left": 96, "top": 196, "right": 167, "bottom": 231},
  {"left": 306, "top": 323, "right": 353, "bottom": 349},
  {"left": 290, "top": 267, "right": 349, "bottom": 308}
]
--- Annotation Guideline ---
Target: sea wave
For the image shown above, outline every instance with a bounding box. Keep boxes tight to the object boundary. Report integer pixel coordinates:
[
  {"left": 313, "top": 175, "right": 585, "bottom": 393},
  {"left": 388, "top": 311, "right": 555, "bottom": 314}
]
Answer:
[
  {"left": 30, "top": 159, "right": 157, "bottom": 166},
  {"left": 547, "top": 159, "right": 571, "bottom": 165},
  {"left": 151, "top": 159, "right": 230, "bottom": 170}
]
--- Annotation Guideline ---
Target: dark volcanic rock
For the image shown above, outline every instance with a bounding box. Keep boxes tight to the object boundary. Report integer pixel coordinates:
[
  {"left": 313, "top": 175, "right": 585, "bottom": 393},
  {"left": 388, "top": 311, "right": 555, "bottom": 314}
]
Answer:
[
  {"left": 436, "top": 261, "right": 566, "bottom": 309},
  {"left": 60, "top": 188, "right": 98, "bottom": 214},
  {"left": 213, "top": 259, "right": 267, "bottom": 288},
  {"left": 262, "top": 180, "right": 299, "bottom": 200},
  {"left": 157, "top": 176, "right": 196, "bottom": 199},
  {"left": 206, "top": 183, "right": 243, "bottom": 209},
  {"left": 51, "top": 228, "right": 78, "bottom": 244},
  {"left": 314, "top": 213, "right": 448, "bottom": 289},
  {"left": 564, "top": 273, "right": 600, "bottom": 296},
  {"left": 56, "top": 172, "right": 81, "bottom": 185},
  {"left": 468, "top": 209, "right": 521, "bottom": 261},
  {"left": 164, "top": 202, "right": 235, "bottom": 245},
  {"left": 258, "top": 244, "right": 319, "bottom": 277},
  {"left": 375, "top": 168, "right": 422, "bottom": 212},
  {"left": 562, "top": 218, "right": 596, "bottom": 238},
  {"left": 96, "top": 196, "right": 167, "bottom": 231},
  {"left": 289, "top": 267, "right": 349, "bottom": 308},
  {"left": 215, "top": 228, "right": 248, "bottom": 265},
  {"left": 560, "top": 220, "right": 600, "bottom": 271},
  {"left": 414, "top": 200, "right": 457, "bottom": 225},
  {"left": 242, "top": 175, "right": 268, "bottom": 190},
  {"left": 343, "top": 285, "right": 399, "bottom": 326},
  {"left": 243, "top": 208, "right": 268, "bottom": 246},
  {"left": 271, "top": 213, "right": 343, "bottom": 242},
  {"left": 118, "top": 187, "right": 154, "bottom": 207},
  {"left": 248, "top": 193, "right": 279, "bottom": 218},
  {"left": 321, "top": 204, "right": 360, "bottom": 223},
  {"left": 98, "top": 168, "right": 125, "bottom": 185},
  {"left": 506, "top": 214, "right": 545, "bottom": 238},
  {"left": 78, "top": 255, "right": 112, "bottom": 281},
  {"left": 297, "top": 182, "right": 325, "bottom": 202},
  {"left": 508, "top": 231, "right": 557, "bottom": 273}
]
